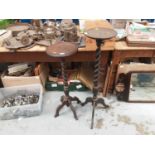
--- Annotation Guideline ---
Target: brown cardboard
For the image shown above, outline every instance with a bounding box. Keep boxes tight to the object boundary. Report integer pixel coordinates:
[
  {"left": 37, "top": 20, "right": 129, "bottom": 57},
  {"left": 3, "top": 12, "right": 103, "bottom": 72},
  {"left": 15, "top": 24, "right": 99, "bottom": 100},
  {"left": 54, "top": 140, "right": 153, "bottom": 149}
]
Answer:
[{"left": 1, "top": 63, "right": 49, "bottom": 88}]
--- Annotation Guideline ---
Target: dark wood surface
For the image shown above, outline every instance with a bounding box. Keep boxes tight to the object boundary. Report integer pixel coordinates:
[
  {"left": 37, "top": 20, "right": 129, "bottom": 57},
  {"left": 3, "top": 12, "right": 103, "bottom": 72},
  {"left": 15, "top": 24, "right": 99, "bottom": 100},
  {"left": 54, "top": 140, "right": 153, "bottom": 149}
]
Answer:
[
  {"left": 84, "top": 27, "right": 117, "bottom": 40},
  {"left": 46, "top": 42, "right": 78, "bottom": 58}
]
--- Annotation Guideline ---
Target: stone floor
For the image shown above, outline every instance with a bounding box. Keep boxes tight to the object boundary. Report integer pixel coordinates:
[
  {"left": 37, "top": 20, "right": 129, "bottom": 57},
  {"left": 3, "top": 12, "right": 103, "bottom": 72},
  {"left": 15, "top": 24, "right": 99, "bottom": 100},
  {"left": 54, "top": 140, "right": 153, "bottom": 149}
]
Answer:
[{"left": 0, "top": 91, "right": 155, "bottom": 135}]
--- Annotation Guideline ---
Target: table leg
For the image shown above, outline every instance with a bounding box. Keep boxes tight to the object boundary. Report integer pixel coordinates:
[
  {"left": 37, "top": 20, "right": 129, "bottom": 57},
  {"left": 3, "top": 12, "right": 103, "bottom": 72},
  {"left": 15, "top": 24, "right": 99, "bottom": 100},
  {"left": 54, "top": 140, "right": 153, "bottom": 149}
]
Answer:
[{"left": 106, "top": 51, "right": 121, "bottom": 95}]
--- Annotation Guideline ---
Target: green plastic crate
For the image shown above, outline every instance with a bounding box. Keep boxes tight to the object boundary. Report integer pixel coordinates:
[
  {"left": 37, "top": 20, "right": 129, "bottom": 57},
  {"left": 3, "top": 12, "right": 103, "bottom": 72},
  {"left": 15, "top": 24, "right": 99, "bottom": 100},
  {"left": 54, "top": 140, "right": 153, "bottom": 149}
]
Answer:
[{"left": 45, "top": 81, "right": 88, "bottom": 91}]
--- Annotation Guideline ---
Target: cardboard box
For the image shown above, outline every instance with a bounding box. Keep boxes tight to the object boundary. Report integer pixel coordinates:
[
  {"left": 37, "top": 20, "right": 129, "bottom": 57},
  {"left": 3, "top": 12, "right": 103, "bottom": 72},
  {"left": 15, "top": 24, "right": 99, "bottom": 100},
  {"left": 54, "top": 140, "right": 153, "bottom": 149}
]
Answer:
[
  {"left": 111, "top": 19, "right": 127, "bottom": 29},
  {"left": 126, "top": 22, "right": 155, "bottom": 47},
  {"left": 1, "top": 63, "right": 49, "bottom": 88}
]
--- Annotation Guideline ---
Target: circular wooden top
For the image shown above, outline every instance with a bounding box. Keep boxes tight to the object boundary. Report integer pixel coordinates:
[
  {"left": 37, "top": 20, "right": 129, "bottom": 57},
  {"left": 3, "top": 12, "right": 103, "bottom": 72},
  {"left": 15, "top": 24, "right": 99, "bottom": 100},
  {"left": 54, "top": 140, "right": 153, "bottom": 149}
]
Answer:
[
  {"left": 84, "top": 27, "right": 117, "bottom": 40},
  {"left": 46, "top": 41, "right": 78, "bottom": 57}
]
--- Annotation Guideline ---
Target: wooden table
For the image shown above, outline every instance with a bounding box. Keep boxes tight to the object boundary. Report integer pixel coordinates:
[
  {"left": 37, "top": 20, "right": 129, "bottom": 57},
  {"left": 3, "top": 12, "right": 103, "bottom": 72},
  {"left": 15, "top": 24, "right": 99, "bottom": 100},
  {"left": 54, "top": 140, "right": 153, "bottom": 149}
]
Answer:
[
  {"left": 0, "top": 20, "right": 115, "bottom": 95},
  {"left": 0, "top": 20, "right": 115, "bottom": 62},
  {"left": 106, "top": 41, "right": 155, "bottom": 94}
]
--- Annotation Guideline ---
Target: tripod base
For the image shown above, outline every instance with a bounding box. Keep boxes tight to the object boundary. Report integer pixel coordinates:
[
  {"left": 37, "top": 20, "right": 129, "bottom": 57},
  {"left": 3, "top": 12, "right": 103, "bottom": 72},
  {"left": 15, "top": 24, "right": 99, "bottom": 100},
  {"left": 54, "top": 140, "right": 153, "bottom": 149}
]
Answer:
[
  {"left": 55, "top": 95, "right": 81, "bottom": 120},
  {"left": 82, "top": 97, "right": 109, "bottom": 108},
  {"left": 82, "top": 97, "right": 109, "bottom": 129}
]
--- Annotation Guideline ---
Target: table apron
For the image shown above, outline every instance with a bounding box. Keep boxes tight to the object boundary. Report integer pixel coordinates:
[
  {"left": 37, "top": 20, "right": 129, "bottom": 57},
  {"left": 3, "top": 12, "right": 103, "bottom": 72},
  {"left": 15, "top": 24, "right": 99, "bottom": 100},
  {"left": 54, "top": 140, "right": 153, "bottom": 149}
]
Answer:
[
  {"left": 114, "top": 50, "right": 155, "bottom": 60},
  {"left": 0, "top": 51, "right": 110, "bottom": 63}
]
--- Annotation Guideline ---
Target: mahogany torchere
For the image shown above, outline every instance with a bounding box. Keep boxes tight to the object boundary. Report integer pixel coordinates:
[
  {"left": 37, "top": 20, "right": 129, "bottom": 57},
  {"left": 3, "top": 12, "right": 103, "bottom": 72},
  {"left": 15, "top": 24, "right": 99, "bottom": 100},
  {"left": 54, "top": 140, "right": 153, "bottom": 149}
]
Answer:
[
  {"left": 82, "top": 27, "right": 117, "bottom": 129},
  {"left": 46, "top": 41, "right": 81, "bottom": 120}
]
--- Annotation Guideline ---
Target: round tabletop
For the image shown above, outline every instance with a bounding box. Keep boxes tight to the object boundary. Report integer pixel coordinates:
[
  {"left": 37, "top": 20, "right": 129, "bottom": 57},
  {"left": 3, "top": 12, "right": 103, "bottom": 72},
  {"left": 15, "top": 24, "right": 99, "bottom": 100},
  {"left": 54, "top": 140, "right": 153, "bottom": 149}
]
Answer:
[
  {"left": 46, "top": 41, "right": 78, "bottom": 58},
  {"left": 84, "top": 27, "right": 117, "bottom": 40}
]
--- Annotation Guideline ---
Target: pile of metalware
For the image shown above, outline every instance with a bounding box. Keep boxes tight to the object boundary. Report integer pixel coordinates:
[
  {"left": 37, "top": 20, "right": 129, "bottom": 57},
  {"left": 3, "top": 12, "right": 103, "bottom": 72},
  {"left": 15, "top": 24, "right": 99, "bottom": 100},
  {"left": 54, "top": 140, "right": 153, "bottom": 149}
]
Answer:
[
  {"left": 2, "top": 19, "right": 80, "bottom": 50},
  {"left": 0, "top": 93, "right": 39, "bottom": 108}
]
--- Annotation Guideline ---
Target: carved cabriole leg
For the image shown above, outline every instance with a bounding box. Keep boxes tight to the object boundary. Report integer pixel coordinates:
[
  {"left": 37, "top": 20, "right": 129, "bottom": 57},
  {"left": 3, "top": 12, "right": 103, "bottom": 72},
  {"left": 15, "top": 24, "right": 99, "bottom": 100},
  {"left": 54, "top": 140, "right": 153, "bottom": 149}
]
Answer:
[
  {"left": 81, "top": 97, "right": 93, "bottom": 106},
  {"left": 70, "top": 96, "right": 81, "bottom": 104},
  {"left": 55, "top": 102, "right": 65, "bottom": 117},
  {"left": 96, "top": 98, "right": 109, "bottom": 108},
  {"left": 70, "top": 104, "right": 78, "bottom": 120}
]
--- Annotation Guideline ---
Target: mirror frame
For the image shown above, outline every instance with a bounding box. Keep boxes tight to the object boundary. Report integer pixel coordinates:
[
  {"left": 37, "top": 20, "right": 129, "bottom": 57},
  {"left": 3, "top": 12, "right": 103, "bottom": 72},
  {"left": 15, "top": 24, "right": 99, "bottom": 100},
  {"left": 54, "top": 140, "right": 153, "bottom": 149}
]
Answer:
[
  {"left": 126, "top": 71, "right": 155, "bottom": 103},
  {"left": 115, "top": 71, "right": 155, "bottom": 103}
]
